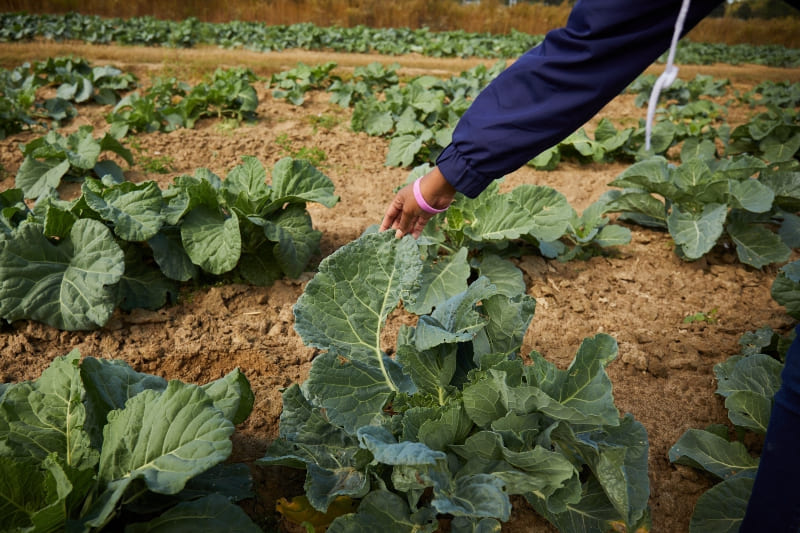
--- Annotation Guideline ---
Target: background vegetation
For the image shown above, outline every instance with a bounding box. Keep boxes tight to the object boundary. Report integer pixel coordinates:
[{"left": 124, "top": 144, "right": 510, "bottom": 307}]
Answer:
[{"left": 4, "top": 0, "right": 800, "bottom": 48}]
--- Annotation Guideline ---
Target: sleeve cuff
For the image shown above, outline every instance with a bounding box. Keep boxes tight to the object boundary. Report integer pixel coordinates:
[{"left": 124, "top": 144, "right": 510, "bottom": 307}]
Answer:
[{"left": 436, "top": 144, "right": 495, "bottom": 199}]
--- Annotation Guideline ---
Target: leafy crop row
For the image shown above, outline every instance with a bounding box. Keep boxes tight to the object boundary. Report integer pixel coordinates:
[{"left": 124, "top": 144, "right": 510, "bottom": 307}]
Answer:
[
  {"left": 1, "top": 58, "right": 259, "bottom": 139},
  {"left": 109, "top": 67, "right": 258, "bottom": 132},
  {"left": 260, "top": 231, "right": 650, "bottom": 532},
  {"left": 269, "top": 61, "right": 800, "bottom": 169},
  {"left": 0, "top": 149, "right": 338, "bottom": 330},
  {"left": 0, "top": 56, "right": 136, "bottom": 138},
  {"left": 0, "top": 351, "right": 261, "bottom": 531},
  {"left": 2, "top": 12, "right": 799, "bottom": 67}
]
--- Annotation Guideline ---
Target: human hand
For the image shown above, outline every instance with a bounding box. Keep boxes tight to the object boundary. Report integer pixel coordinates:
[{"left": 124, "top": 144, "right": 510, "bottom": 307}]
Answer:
[{"left": 379, "top": 166, "right": 456, "bottom": 238}]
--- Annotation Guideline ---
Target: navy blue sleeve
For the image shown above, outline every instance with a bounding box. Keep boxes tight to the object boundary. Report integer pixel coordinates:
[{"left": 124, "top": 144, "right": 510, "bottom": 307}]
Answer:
[{"left": 436, "top": 0, "right": 724, "bottom": 198}]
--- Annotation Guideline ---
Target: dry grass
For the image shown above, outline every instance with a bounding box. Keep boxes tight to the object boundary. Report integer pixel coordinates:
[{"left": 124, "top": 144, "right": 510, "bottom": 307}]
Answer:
[{"left": 5, "top": 0, "right": 800, "bottom": 47}]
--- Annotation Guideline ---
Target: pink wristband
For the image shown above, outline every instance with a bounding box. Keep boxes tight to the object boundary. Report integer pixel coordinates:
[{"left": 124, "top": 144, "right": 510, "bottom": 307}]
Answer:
[{"left": 413, "top": 177, "right": 449, "bottom": 214}]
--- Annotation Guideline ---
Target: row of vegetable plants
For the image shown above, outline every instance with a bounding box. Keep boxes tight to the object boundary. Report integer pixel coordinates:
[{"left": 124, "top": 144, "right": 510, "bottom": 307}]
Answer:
[
  {"left": 262, "top": 59, "right": 800, "bottom": 171},
  {"left": 0, "top": 56, "right": 258, "bottom": 139},
  {"left": 2, "top": 11, "right": 799, "bottom": 66}
]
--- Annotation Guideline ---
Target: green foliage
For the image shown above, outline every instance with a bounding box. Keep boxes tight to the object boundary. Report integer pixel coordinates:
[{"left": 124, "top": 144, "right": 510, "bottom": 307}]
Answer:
[
  {"left": 32, "top": 55, "right": 138, "bottom": 106},
  {"left": 406, "top": 166, "right": 630, "bottom": 263},
  {"left": 108, "top": 67, "right": 258, "bottom": 133},
  {"left": 727, "top": 104, "right": 800, "bottom": 162},
  {"left": 0, "top": 155, "right": 338, "bottom": 330},
  {"left": 0, "top": 56, "right": 138, "bottom": 137},
  {"left": 605, "top": 152, "right": 798, "bottom": 267},
  {"left": 626, "top": 73, "right": 730, "bottom": 108},
  {"left": 14, "top": 125, "right": 133, "bottom": 200},
  {"left": 669, "top": 326, "right": 793, "bottom": 532},
  {"left": 270, "top": 61, "right": 337, "bottom": 105},
  {"left": 683, "top": 309, "right": 719, "bottom": 324},
  {"left": 0, "top": 351, "right": 259, "bottom": 532},
  {"left": 328, "top": 61, "right": 401, "bottom": 108},
  {"left": 258, "top": 231, "right": 650, "bottom": 532},
  {"left": 739, "top": 80, "right": 800, "bottom": 109}
]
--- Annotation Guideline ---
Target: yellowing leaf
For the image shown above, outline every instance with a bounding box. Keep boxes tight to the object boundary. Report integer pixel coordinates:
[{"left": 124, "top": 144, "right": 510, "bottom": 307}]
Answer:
[{"left": 276, "top": 495, "right": 358, "bottom": 532}]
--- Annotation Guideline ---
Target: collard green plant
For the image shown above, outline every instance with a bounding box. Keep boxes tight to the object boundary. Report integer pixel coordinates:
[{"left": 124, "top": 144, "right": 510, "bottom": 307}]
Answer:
[
  {"left": 14, "top": 125, "right": 133, "bottom": 200},
  {"left": 0, "top": 351, "right": 259, "bottom": 532},
  {"left": 669, "top": 326, "right": 793, "bottom": 533},
  {"left": 605, "top": 152, "right": 798, "bottom": 268},
  {"left": 270, "top": 61, "right": 337, "bottom": 105},
  {"left": 405, "top": 165, "right": 630, "bottom": 263},
  {"left": 258, "top": 231, "right": 650, "bottom": 532},
  {"left": 0, "top": 155, "right": 338, "bottom": 330}
]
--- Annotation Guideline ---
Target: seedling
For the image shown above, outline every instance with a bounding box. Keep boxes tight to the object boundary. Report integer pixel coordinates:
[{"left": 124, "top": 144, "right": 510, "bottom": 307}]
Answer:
[{"left": 683, "top": 308, "right": 718, "bottom": 324}]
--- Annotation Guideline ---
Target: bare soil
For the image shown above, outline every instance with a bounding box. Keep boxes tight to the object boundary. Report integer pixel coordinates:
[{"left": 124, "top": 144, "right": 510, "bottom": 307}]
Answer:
[{"left": 1, "top": 43, "right": 798, "bottom": 533}]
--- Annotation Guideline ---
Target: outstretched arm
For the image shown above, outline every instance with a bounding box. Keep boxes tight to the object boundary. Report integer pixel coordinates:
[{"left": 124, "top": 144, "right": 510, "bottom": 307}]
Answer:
[{"left": 381, "top": 0, "right": 725, "bottom": 238}]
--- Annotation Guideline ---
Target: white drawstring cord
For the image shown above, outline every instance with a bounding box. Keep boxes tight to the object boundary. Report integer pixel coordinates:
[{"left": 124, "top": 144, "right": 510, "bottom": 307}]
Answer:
[{"left": 645, "top": 0, "right": 693, "bottom": 151}]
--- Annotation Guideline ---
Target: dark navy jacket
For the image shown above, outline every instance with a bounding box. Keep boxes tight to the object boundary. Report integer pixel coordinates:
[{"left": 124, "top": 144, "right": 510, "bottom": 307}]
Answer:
[{"left": 436, "top": 0, "right": 800, "bottom": 198}]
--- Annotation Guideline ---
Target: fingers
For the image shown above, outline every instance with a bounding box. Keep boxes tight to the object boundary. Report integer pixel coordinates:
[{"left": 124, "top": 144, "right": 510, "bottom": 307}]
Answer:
[{"left": 379, "top": 196, "right": 403, "bottom": 233}]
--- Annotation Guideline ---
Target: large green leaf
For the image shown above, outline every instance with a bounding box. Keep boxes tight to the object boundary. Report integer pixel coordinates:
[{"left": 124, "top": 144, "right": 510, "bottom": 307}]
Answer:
[
  {"left": 462, "top": 195, "right": 536, "bottom": 244},
  {"left": 304, "top": 351, "right": 407, "bottom": 433},
  {"left": 267, "top": 157, "right": 339, "bottom": 209},
  {"left": 258, "top": 385, "right": 369, "bottom": 511},
  {"left": 201, "top": 369, "right": 254, "bottom": 426},
  {"left": 181, "top": 206, "right": 241, "bottom": 275},
  {"left": 432, "top": 474, "right": 511, "bottom": 522},
  {"left": 550, "top": 415, "right": 650, "bottom": 529},
  {"left": 528, "top": 477, "right": 625, "bottom": 533},
  {"left": 15, "top": 158, "right": 70, "bottom": 200},
  {"left": 714, "top": 353, "right": 783, "bottom": 433},
  {"left": 772, "top": 260, "right": 800, "bottom": 319},
  {"left": 727, "top": 219, "right": 791, "bottom": 269},
  {"left": 514, "top": 335, "right": 620, "bottom": 427},
  {"left": 80, "top": 356, "right": 167, "bottom": 439},
  {"left": 475, "top": 255, "right": 525, "bottom": 298},
  {"left": 294, "top": 232, "right": 421, "bottom": 364},
  {"left": 395, "top": 337, "right": 458, "bottom": 400},
  {"left": 0, "top": 456, "right": 71, "bottom": 531},
  {"left": 357, "top": 425, "right": 446, "bottom": 466},
  {"left": 0, "top": 219, "right": 125, "bottom": 330},
  {"left": 507, "top": 185, "right": 572, "bottom": 242},
  {"left": 97, "top": 381, "right": 234, "bottom": 493},
  {"left": 689, "top": 476, "right": 753, "bottom": 533},
  {"left": 669, "top": 429, "right": 758, "bottom": 480},
  {"left": 667, "top": 203, "right": 727, "bottom": 260},
  {"left": 0, "top": 352, "right": 96, "bottom": 470},
  {"left": 82, "top": 179, "right": 164, "bottom": 242},
  {"left": 405, "top": 247, "right": 470, "bottom": 315},
  {"left": 472, "top": 293, "right": 536, "bottom": 358},
  {"left": 147, "top": 228, "right": 198, "bottom": 282},
  {"left": 728, "top": 179, "right": 774, "bottom": 214},
  {"left": 262, "top": 205, "right": 321, "bottom": 278},
  {"left": 414, "top": 277, "right": 496, "bottom": 352}
]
